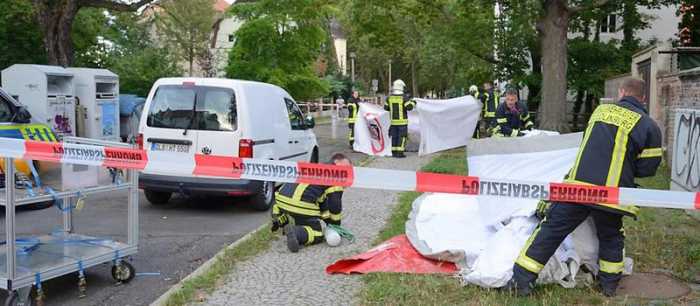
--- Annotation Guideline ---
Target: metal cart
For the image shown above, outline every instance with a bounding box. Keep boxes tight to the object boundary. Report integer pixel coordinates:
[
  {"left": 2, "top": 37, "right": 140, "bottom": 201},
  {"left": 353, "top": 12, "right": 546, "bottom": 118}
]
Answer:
[{"left": 0, "top": 138, "right": 139, "bottom": 306}]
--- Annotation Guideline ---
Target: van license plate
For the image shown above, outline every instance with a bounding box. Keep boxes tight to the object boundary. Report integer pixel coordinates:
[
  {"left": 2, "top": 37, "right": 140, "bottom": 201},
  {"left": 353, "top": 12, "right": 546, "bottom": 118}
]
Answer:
[{"left": 151, "top": 143, "right": 189, "bottom": 153}]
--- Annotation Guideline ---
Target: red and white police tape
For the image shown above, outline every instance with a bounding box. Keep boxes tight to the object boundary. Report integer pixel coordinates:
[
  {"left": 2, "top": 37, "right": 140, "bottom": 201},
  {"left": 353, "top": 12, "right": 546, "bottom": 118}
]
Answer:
[{"left": 2, "top": 138, "right": 698, "bottom": 211}]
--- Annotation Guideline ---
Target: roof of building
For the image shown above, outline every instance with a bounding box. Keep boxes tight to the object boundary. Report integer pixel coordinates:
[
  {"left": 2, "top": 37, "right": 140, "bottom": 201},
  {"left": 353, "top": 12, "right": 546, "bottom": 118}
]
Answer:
[
  {"left": 330, "top": 19, "right": 345, "bottom": 40},
  {"left": 214, "top": 0, "right": 230, "bottom": 12}
]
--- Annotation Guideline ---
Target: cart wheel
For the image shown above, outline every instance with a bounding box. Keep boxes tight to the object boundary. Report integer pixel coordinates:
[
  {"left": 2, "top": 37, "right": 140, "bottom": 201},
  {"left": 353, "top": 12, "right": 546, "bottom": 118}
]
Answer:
[
  {"left": 111, "top": 261, "right": 135, "bottom": 283},
  {"left": 4, "top": 291, "right": 32, "bottom": 306}
]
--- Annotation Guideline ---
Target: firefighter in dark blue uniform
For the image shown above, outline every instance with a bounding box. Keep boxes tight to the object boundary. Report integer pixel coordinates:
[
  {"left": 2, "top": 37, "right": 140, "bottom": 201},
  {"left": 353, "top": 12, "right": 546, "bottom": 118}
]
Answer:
[
  {"left": 481, "top": 81, "right": 499, "bottom": 136},
  {"left": 383, "top": 79, "right": 415, "bottom": 158},
  {"left": 492, "top": 89, "right": 533, "bottom": 137},
  {"left": 503, "top": 77, "right": 662, "bottom": 297},
  {"left": 347, "top": 91, "right": 360, "bottom": 148},
  {"left": 270, "top": 154, "right": 351, "bottom": 252}
]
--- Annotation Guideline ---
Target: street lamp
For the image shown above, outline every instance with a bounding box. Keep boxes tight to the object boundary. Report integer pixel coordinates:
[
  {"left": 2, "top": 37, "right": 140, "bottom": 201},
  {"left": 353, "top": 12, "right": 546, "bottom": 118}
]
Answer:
[
  {"left": 349, "top": 52, "right": 356, "bottom": 86},
  {"left": 387, "top": 59, "right": 392, "bottom": 94}
]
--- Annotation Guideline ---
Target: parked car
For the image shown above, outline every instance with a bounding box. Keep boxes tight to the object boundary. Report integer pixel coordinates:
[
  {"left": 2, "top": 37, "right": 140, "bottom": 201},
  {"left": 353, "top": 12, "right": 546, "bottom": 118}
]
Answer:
[
  {"left": 0, "top": 87, "right": 58, "bottom": 210},
  {"left": 137, "top": 78, "right": 319, "bottom": 210}
]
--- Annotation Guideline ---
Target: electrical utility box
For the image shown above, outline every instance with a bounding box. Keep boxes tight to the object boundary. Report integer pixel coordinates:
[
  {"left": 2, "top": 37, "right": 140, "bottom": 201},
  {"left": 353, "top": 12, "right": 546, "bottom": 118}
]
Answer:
[
  {"left": 67, "top": 68, "right": 120, "bottom": 141},
  {"left": 1, "top": 64, "right": 76, "bottom": 140}
]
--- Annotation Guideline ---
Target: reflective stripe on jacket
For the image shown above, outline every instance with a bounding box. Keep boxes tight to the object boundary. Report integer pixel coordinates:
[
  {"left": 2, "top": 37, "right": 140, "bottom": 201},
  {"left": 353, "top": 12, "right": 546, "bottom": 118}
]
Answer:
[
  {"left": 383, "top": 94, "right": 415, "bottom": 125},
  {"left": 275, "top": 182, "right": 343, "bottom": 224}
]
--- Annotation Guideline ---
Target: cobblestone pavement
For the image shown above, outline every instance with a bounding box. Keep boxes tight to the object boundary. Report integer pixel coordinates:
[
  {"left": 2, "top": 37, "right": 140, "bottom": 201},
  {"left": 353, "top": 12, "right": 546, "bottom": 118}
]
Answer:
[{"left": 198, "top": 152, "right": 433, "bottom": 306}]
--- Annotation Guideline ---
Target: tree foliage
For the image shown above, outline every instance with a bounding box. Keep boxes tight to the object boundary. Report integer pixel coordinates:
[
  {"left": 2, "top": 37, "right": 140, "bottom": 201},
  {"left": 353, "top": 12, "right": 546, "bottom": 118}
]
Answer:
[
  {"left": 679, "top": 1, "right": 700, "bottom": 46},
  {"left": 0, "top": 0, "right": 46, "bottom": 72},
  {"left": 155, "top": 0, "right": 216, "bottom": 77},
  {"left": 102, "top": 12, "right": 183, "bottom": 97},
  {"left": 225, "top": 0, "right": 332, "bottom": 101},
  {"left": 339, "top": 0, "right": 493, "bottom": 98}
]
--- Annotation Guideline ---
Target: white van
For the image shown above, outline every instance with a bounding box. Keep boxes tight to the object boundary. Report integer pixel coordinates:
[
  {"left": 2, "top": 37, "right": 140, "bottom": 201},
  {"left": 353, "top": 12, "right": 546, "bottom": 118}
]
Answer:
[{"left": 137, "top": 78, "right": 319, "bottom": 210}]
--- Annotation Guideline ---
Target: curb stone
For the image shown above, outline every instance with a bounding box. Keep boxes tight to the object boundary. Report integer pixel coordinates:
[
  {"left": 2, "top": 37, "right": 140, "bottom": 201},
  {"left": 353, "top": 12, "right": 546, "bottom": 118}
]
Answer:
[{"left": 149, "top": 222, "right": 268, "bottom": 306}]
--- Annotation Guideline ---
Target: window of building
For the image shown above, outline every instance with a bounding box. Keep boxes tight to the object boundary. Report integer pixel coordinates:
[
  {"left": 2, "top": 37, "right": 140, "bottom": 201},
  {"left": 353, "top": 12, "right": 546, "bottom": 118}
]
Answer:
[
  {"left": 228, "top": 35, "right": 235, "bottom": 42},
  {"left": 601, "top": 14, "right": 617, "bottom": 33}
]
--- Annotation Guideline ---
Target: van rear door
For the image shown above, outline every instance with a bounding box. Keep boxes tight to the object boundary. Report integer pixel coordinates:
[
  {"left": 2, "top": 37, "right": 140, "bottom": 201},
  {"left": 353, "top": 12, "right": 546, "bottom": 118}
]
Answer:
[
  {"left": 143, "top": 83, "right": 199, "bottom": 176},
  {"left": 194, "top": 83, "right": 240, "bottom": 162}
]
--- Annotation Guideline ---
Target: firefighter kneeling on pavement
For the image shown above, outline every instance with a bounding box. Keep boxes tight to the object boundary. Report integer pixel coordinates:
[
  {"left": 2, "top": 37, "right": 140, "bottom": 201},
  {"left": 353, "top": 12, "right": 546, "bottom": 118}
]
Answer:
[
  {"left": 492, "top": 89, "right": 534, "bottom": 137},
  {"left": 503, "top": 77, "right": 662, "bottom": 297},
  {"left": 270, "top": 153, "right": 352, "bottom": 252},
  {"left": 383, "top": 79, "right": 415, "bottom": 158}
]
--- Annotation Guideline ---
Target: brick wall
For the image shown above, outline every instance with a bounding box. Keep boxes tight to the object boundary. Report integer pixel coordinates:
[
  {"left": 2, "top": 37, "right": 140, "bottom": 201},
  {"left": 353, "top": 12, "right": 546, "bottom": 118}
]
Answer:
[{"left": 657, "top": 70, "right": 700, "bottom": 164}]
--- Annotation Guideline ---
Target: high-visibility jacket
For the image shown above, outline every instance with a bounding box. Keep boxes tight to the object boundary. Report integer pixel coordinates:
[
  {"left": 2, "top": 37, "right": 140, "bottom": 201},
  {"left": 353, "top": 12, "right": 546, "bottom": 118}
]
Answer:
[
  {"left": 347, "top": 98, "right": 359, "bottom": 124},
  {"left": 383, "top": 94, "right": 415, "bottom": 125},
  {"left": 492, "top": 101, "right": 533, "bottom": 137},
  {"left": 274, "top": 182, "right": 343, "bottom": 225},
  {"left": 483, "top": 88, "right": 499, "bottom": 118},
  {"left": 564, "top": 96, "right": 662, "bottom": 217}
]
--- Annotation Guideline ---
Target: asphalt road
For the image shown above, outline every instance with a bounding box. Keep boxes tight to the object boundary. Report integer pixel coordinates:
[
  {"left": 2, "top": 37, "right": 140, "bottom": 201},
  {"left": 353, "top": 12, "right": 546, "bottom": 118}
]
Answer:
[{"left": 0, "top": 121, "right": 363, "bottom": 306}]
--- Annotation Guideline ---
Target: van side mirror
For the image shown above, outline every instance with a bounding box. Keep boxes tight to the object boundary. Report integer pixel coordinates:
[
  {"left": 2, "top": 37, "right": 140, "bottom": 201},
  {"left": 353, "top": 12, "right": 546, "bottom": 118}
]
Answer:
[
  {"left": 305, "top": 116, "right": 315, "bottom": 129},
  {"left": 14, "top": 106, "right": 31, "bottom": 123}
]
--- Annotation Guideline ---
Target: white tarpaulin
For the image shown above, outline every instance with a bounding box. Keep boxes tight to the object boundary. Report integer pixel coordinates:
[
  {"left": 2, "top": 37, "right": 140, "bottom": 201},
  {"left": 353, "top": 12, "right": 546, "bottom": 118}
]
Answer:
[
  {"left": 352, "top": 103, "right": 392, "bottom": 156},
  {"left": 406, "top": 133, "right": 633, "bottom": 289},
  {"left": 414, "top": 96, "right": 482, "bottom": 156}
]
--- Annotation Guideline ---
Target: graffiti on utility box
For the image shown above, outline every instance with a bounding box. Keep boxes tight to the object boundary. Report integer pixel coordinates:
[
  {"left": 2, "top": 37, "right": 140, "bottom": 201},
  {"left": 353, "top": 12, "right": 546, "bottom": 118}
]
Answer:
[{"left": 672, "top": 109, "right": 700, "bottom": 191}]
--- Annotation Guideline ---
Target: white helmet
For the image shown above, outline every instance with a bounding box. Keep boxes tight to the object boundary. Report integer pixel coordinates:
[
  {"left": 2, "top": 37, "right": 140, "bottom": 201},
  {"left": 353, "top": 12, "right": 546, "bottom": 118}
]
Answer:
[
  {"left": 392, "top": 79, "right": 406, "bottom": 92},
  {"left": 469, "top": 85, "right": 478, "bottom": 93},
  {"left": 323, "top": 226, "right": 342, "bottom": 247}
]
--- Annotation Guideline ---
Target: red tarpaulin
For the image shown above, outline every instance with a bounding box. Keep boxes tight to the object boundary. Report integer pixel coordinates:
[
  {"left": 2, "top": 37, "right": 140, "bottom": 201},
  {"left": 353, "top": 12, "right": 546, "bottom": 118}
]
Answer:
[{"left": 326, "top": 234, "right": 458, "bottom": 275}]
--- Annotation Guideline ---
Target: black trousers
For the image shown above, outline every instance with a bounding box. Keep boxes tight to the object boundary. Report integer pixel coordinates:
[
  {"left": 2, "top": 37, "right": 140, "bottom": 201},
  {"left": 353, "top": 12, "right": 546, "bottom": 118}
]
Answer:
[
  {"left": 483, "top": 117, "right": 496, "bottom": 137},
  {"left": 513, "top": 202, "right": 625, "bottom": 289},
  {"left": 389, "top": 125, "right": 407, "bottom": 152},
  {"left": 348, "top": 123, "right": 355, "bottom": 145}
]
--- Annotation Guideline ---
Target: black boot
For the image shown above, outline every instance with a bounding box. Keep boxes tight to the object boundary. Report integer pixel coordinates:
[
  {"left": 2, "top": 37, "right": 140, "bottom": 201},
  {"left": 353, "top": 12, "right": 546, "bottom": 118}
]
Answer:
[
  {"left": 599, "top": 279, "right": 619, "bottom": 297},
  {"left": 396, "top": 151, "right": 406, "bottom": 158},
  {"left": 284, "top": 224, "right": 300, "bottom": 253},
  {"left": 391, "top": 151, "right": 397, "bottom": 157},
  {"left": 501, "top": 278, "right": 533, "bottom": 296}
]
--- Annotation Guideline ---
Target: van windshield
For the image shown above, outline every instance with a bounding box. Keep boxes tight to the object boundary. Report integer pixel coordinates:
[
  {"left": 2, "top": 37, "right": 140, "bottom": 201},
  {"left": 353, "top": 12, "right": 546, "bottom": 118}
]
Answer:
[{"left": 147, "top": 85, "right": 237, "bottom": 132}]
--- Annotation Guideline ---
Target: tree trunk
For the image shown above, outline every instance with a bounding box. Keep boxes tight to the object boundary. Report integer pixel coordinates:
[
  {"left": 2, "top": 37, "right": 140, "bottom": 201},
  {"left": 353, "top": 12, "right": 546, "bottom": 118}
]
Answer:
[
  {"left": 537, "top": 0, "right": 571, "bottom": 133},
  {"left": 189, "top": 45, "right": 194, "bottom": 76},
  {"left": 573, "top": 88, "right": 584, "bottom": 129},
  {"left": 32, "top": 0, "right": 80, "bottom": 66},
  {"left": 31, "top": 0, "right": 152, "bottom": 67},
  {"left": 411, "top": 59, "right": 419, "bottom": 98}
]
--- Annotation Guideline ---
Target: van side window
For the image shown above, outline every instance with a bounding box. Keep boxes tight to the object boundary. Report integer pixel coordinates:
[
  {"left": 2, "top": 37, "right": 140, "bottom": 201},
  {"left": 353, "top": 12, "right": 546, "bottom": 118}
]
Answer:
[{"left": 284, "top": 98, "right": 305, "bottom": 130}]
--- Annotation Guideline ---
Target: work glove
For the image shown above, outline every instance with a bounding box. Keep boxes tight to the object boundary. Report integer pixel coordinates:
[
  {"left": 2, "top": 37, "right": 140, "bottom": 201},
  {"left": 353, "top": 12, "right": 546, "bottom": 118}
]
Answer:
[
  {"left": 527, "top": 125, "right": 534, "bottom": 131},
  {"left": 517, "top": 132, "right": 525, "bottom": 137},
  {"left": 271, "top": 220, "right": 280, "bottom": 233},
  {"left": 535, "top": 200, "right": 550, "bottom": 220}
]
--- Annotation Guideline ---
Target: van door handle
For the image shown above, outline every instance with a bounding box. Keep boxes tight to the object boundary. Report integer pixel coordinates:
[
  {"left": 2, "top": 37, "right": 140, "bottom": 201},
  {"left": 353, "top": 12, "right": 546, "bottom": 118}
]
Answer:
[{"left": 288, "top": 141, "right": 298, "bottom": 144}]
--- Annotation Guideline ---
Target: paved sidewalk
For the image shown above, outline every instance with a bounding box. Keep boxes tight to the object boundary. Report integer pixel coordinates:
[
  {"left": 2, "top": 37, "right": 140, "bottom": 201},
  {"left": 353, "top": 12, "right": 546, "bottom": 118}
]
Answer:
[{"left": 197, "top": 153, "right": 432, "bottom": 306}]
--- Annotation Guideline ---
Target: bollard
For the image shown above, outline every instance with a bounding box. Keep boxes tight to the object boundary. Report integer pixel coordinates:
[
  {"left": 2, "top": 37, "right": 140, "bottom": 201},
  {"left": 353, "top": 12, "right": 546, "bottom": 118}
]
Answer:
[{"left": 331, "top": 114, "right": 338, "bottom": 140}]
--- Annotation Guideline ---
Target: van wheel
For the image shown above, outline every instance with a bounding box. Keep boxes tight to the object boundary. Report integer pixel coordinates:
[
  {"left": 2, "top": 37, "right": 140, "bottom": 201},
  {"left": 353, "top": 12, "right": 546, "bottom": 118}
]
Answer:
[
  {"left": 145, "top": 190, "right": 171, "bottom": 205},
  {"left": 249, "top": 181, "right": 274, "bottom": 211},
  {"left": 310, "top": 148, "right": 319, "bottom": 163}
]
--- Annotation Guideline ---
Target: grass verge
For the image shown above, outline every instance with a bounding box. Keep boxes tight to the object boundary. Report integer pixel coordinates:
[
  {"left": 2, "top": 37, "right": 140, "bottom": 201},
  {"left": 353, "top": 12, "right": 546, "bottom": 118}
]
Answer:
[{"left": 360, "top": 152, "right": 700, "bottom": 306}]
